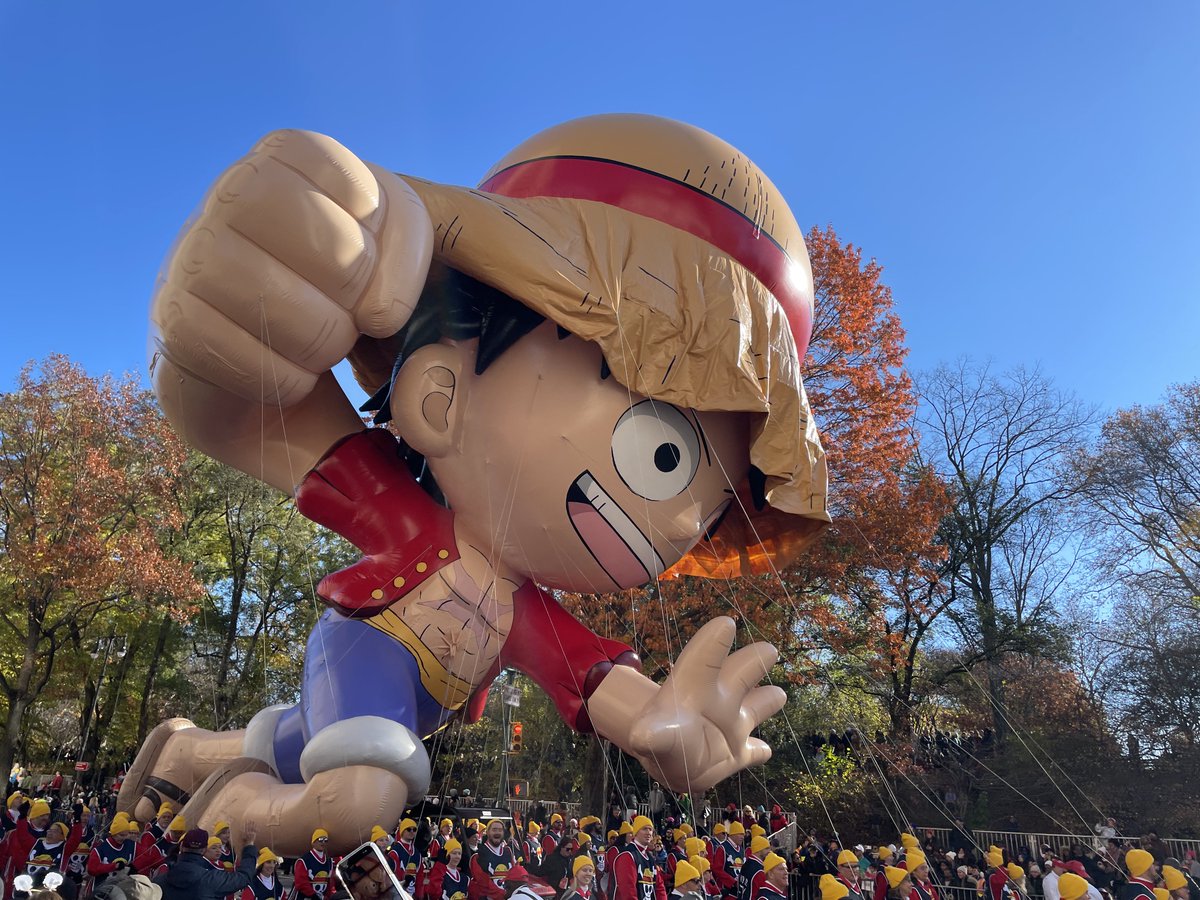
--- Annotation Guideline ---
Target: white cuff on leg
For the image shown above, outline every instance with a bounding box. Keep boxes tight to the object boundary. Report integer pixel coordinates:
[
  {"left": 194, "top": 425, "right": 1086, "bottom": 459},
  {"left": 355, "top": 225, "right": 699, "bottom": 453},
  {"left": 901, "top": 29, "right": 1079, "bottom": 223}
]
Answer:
[
  {"left": 243, "top": 704, "right": 290, "bottom": 776},
  {"left": 299, "top": 716, "right": 431, "bottom": 797}
]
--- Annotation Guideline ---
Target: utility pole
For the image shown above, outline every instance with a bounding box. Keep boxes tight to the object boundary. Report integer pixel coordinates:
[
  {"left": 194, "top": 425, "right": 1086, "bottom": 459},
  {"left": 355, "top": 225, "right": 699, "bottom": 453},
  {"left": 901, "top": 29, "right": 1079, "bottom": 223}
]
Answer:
[{"left": 498, "top": 681, "right": 520, "bottom": 801}]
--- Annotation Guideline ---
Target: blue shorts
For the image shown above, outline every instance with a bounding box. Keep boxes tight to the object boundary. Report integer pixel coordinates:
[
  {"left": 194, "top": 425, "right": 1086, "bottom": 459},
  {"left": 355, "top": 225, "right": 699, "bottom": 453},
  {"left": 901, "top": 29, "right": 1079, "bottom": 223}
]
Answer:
[{"left": 272, "top": 610, "right": 455, "bottom": 784}]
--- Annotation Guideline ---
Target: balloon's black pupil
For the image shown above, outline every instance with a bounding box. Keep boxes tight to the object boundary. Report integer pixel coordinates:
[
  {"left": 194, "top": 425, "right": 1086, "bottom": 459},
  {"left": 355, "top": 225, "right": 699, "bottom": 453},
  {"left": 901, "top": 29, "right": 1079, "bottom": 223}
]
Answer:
[{"left": 655, "top": 443, "right": 681, "bottom": 472}]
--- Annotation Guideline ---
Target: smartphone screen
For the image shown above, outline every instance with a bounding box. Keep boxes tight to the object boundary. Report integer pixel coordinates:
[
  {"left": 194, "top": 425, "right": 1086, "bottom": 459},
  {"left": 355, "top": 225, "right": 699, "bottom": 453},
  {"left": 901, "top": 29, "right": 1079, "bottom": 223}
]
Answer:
[{"left": 336, "top": 842, "right": 414, "bottom": 900}]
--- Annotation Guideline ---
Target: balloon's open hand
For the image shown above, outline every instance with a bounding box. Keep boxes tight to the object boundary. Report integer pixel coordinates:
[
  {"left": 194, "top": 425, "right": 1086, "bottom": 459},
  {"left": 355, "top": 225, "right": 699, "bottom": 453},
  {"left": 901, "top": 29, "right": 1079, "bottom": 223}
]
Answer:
[{"left": 586, "top": 616, "right": 786, "bottom": 791}]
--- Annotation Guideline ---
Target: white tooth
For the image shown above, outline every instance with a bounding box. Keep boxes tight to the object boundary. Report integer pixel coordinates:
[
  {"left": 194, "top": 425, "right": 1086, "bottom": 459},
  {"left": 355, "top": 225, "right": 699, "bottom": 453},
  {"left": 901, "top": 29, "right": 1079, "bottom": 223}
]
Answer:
[{"left": 575, "top": 472, "right": 665, "bottom": 577}]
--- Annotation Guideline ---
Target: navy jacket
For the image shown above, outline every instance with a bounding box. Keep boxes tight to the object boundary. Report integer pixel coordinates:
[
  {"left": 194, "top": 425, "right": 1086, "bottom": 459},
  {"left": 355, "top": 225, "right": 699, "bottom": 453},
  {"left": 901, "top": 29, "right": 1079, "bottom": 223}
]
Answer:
[{"left": 156, "top": 845, "right": 257, "bottom": 900}]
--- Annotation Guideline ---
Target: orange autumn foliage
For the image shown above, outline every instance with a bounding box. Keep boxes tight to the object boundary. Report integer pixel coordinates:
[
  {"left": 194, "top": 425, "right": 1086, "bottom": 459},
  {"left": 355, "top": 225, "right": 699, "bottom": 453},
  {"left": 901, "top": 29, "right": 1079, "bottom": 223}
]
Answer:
[{"left": 0, "top": 355, "right": 202, "bottom": 776}]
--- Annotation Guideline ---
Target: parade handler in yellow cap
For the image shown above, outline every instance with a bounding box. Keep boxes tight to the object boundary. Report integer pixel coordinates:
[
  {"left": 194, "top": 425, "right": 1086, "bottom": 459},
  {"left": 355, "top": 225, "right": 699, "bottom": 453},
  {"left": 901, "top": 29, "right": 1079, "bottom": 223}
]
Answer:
[
  {"left": 1121, "top": 850, "right": 1158, "bottom": 900},
  {"left": 292, "top": 828, "right": 334, "bottom": 899},
  {"left": 120, "top": 114, "right": 829, "bottom": 855},
  {"left": 614, "top": 817, "right": 666, "bottom": 900}
]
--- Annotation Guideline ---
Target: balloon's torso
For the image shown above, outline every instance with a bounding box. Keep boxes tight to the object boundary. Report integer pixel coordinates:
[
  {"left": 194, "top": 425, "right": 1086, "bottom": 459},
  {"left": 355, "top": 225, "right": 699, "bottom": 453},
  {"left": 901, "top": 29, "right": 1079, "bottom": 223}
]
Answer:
[{"left": 361, "top": 518, "right": 516, "bottom": 709}]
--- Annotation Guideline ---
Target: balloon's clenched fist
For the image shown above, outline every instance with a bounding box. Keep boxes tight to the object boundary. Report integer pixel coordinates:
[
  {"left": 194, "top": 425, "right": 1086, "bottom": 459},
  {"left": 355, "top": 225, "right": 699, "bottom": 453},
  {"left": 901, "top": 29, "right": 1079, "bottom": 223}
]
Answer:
[{"left": 150, "top": 129, "right": 434, "bottom": 408}]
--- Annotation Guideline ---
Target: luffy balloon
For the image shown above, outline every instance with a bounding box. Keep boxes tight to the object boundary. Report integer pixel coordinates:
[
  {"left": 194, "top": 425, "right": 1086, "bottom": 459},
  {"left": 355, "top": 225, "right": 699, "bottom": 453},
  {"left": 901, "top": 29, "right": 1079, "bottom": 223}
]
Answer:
[{"left": 121, "top": 114, "right": 829, "bottom": 854}]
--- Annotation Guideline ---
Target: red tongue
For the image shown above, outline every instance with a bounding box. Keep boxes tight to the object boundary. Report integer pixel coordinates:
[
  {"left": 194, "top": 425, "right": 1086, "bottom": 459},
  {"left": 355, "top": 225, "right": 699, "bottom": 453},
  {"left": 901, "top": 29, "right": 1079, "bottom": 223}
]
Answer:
[{"left": 567, "top": 500, "right": 650, "bottom": 587}]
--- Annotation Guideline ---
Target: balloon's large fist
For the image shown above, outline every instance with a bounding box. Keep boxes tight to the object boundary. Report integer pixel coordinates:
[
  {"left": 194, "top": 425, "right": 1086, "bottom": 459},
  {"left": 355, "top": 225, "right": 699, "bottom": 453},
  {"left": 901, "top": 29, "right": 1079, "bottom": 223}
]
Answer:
[
  {"left": 586, "top": 617, "right": 787, "bottom": 791},
  {"left": 150, "top": 129, "right": 434, "bottom": 407}
]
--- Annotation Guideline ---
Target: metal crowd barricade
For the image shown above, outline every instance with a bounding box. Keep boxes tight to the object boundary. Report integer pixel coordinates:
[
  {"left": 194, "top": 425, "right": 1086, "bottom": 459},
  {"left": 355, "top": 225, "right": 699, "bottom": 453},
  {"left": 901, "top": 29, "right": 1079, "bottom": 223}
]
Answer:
[{"left": 924, "top": 827, "right": 1200, "bottom": 861}]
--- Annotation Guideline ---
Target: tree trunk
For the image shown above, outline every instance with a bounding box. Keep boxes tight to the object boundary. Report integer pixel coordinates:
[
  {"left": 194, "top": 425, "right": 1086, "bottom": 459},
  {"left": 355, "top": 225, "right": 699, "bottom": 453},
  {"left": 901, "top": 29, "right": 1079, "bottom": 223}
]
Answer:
[
  {"left": 138, "top": 613, "right": 173, "bottom": 743},
  {"left": 0, "top": 695, "right": 30, "bottom": 790},
  {"left": 582, "top": 736, "right": 606, "bottom": 816},
  {"left": 89, "top": 642, "right": 138, "bottom": 763},
  {"left": 1, "top": 619, "right": 46, "bottom": 784}
]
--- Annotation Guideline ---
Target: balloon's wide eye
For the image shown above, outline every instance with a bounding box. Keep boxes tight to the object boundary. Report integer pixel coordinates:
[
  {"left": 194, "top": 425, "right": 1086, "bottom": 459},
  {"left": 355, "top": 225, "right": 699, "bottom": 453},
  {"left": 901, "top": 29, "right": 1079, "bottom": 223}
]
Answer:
[{"left": 610, "top": 400, "right": 702, "bottom": 501}]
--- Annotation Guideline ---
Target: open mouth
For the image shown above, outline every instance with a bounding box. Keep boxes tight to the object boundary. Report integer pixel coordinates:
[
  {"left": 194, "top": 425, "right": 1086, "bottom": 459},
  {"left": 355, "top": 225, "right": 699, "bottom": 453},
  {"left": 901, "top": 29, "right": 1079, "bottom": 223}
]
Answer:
[{"left": 566, "top": 471, "right": 665, "bottom": 588}]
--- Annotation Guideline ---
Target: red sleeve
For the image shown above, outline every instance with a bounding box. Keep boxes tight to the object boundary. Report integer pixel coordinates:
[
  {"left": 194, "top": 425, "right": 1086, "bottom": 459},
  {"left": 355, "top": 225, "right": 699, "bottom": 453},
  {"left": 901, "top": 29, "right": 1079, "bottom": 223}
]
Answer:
[
  {"left": 59, "top": 823, "right": 83, "bottom": 872},
  {"left": 613, "top": 851, "right": 638, "bottom": 900},
  {"left": 240, "top": 888, "right": 255, "bottom": 900},
  {"left": 543, "top": 835, "right": 556, "bottom": 857},
  {"left": 132, "top": 843, "right": 165, "bottom": 875},
  {"left": 989, "top": 872, "right": 1007, "bottom": 900},
  {"left": 655, "top": 869, "right": 668, "bottom": 900},
  {"left": 87, "top": 845, "right": 117, "bottom": 876},
  {"left": 294, "top": 859, "right": 316, "bottom": 897},
  {"left": 428, "top": 862, "right": 447, "bottom": 900},
  {"left": 9, "top": 825, "right": 35, "bottom": 875},
  {"left": 874, "top": 873, "right": 889, "bottom": 900},
  {"left": 750, "top": 870, "right": 767, "bottom": 900},
  {"left": 712, "top": 846, "right": 736, "bottom": 891},
  {"left": 500, "top": 582, "right": 638, "bottom": 731},
  {"left": 469, "top": 855, "right": 505, "bottom": 900}
]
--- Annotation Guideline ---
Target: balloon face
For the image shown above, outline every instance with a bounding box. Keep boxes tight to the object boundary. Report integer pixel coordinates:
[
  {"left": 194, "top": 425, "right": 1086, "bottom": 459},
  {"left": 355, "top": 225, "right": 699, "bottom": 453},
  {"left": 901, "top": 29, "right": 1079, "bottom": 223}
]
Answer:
[{"left": 411, "top": 323, "right": 750, "bottom": 592}]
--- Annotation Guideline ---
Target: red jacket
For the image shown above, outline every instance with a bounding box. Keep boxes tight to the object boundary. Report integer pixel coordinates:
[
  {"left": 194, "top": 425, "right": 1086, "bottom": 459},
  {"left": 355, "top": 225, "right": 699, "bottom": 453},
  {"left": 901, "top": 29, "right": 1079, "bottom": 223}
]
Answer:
[
  {"left": 710, "top": 843, "right": 736, "bottom": 892},
  {"left": 612, "top": 844, "right": 666, "bottom": 900}
]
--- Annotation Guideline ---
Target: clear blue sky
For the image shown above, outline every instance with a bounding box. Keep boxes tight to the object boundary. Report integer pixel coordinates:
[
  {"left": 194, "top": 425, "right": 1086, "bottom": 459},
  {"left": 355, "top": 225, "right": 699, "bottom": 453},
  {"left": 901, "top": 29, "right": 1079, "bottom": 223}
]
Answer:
[{"left": 1, "top": 1, "right": 1197, "bottom": 413}]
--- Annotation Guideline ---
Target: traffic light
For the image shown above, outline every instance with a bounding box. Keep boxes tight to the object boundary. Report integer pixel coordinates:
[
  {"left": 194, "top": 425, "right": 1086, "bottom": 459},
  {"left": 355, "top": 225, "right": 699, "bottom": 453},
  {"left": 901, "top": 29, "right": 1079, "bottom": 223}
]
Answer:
[{"left": 511, "top": 721, "right": 523, "bottom": 753}]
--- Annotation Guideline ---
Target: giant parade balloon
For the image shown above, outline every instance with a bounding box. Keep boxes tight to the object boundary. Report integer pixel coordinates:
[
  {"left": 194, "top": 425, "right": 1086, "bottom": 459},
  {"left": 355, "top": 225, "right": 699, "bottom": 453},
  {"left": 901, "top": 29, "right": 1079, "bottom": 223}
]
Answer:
[{"left": 120, "top": 114, "right": 830, "bottom": 855}]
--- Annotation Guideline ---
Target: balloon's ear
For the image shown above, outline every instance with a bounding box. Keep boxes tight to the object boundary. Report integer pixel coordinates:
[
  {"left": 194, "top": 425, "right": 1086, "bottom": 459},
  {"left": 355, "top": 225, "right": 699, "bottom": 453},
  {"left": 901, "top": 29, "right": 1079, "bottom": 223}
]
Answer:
[{"left": 389, "top": 343, "right": 466, "bottom": 459}]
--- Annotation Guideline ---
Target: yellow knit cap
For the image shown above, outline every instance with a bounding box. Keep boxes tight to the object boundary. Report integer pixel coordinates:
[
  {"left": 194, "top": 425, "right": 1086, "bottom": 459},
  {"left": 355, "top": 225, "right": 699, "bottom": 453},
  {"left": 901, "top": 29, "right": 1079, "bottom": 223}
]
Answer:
[
  {"left": 109, "top": 813, "right": 130, "bottom": 835},
  {"left": 158, "top": 802, "right": 174, "bottom": 816},
  {"left": 1126, "top": 849, "right": 1154, "bottom": 878},
  {"left": 207, "top": 836, "right": 224, "bottom": 849},
  {"left": 837, "top": 850, "right": 858, "bottom": 866},
  {"left": 885, "top": 867, "right": 909, "bottom": 889},
  {"left": 685, "top": 838, "right": 706, "bottom": 858},
  {"left": 750, "top": 836, "right": 771, "bottom": 855},
  {"left": 168, "top": 815, "right": 187, "bottom": 834},
  {"left": 820, "top": 873, "right": 850, "bottom": 900},
  {"left": 751, "top": 825, "right": 766, "bottom": 838},
  {"left": 763, "top": 853, "right": 785, "bottom": 874},
  {"left": 28, "top": 800, "right": 51, "bottom": 819},
  {"left": 878, "top": 846, "right": 894, "bottom": 860},
  {"left": 1059, "top": 874, "right": 1089, "bottom": 900},
  {"left": 444, "top": 839, "right": 462, "bottom": 855},
  {"left": 398, "top": 819, "right": 417, "bottom": 834},
  {"left": 987, "top": 850, "right": 1004, "bottom": 868},
  {"left": 1163, "top": 867, "right": 1187, "bottom": 891},
  {"left": 257, "top": 847, "right": 283, "bottom": 868},
  {"left": 713, "top": 823, "right": 727, "bottom": 836},
  {"left": 631, "top": 816, "right": 653, "bottom": 833},
  {"left": 1154, "top": 890, "right": 1169, "bottom": 900},
  {"left": 675, "top": 861, "right": 701, "bottom": 888},
  {"left": 574, "top": 855, "right": 595, "bottom": 876},
  {"left": 691, "top": 856, "right": 712, "bottom": 875},
  {"left": 371, "top": 826, "right": 389, "bottom": 843},
  {"left": 619, "top": 822, "right": 634, "bottom": 836},
  {"left": 528, "top": 822, "right": 541, "bottom": 834},
  {"left": 312, "top": 828, "right": 330, "bottom": 842},
  {"left": 900, "top": 833, "right": 919, "bottom": 851},
  {"left": 1007, "top": 864, "right": 1024, "bottom": 880},
  {"left": 907, "top": 850, "right": 927, "bottom": 870},
  {"left": 728, "top": 822, "right": 746, "bottom": 836}
]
